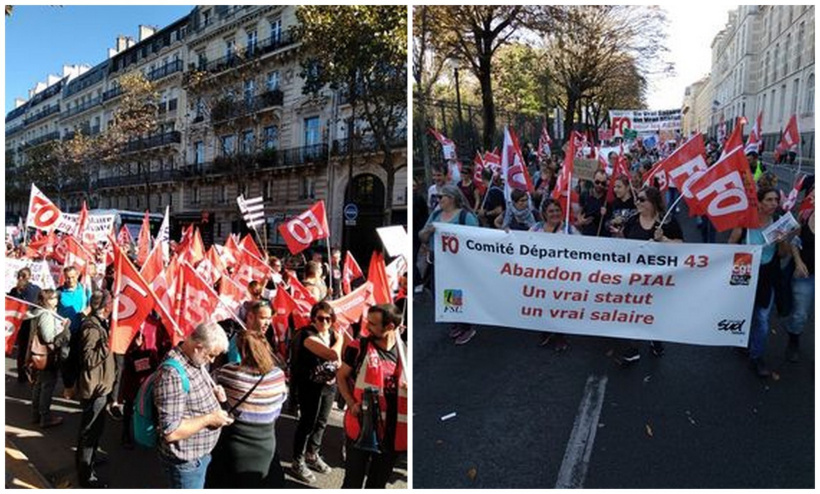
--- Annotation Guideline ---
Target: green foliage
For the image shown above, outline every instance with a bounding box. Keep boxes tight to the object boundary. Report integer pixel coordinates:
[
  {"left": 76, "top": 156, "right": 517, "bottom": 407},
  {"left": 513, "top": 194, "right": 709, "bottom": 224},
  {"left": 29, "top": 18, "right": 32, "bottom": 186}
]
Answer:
[{"left": 492, "top": 43, "right": 550, "bottom": 116}]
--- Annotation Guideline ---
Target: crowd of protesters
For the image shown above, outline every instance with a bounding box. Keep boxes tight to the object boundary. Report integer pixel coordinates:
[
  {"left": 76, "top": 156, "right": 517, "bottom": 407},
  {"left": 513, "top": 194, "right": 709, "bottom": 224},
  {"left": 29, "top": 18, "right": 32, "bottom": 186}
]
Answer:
[
  {"left": 418, "top": 133, "right": 814, "bottom": 379},
  {"left": 7, "top": 235, "right": 407, "bottom": 489}
]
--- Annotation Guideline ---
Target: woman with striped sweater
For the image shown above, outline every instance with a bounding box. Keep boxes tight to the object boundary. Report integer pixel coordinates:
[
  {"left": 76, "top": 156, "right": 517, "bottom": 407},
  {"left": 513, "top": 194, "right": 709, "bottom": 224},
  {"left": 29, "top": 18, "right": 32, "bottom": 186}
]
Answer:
[{"left": 205, "top": 330, "right": 288, "bottom": 488}]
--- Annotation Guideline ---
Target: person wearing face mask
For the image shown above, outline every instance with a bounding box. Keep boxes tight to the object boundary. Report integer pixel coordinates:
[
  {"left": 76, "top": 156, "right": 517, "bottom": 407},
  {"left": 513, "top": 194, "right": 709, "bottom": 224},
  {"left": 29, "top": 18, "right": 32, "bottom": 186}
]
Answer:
[
  {"left": 76, "top": 290, "right": 116, "bottom": 488},
  {"left": 155, "top": 322, "right": 234, "bottom": 488}
]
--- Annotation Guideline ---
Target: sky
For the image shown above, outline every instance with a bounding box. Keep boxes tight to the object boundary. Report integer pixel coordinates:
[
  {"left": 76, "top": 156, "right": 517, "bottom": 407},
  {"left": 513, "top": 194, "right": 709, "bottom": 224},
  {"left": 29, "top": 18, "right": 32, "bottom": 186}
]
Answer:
[
  {"left": 5, "top": 5, "right": 192, "bottom": 114},
  {"left": 646, "top": 4, "right": 738, "bottom": 110}
]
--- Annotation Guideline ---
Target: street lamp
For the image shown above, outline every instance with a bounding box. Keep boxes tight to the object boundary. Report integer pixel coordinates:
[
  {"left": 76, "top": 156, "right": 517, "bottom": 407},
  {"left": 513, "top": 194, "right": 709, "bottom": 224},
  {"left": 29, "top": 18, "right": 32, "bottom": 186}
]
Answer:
[{"left": 448, "top": 57, "right": 465, "bottom": 135}]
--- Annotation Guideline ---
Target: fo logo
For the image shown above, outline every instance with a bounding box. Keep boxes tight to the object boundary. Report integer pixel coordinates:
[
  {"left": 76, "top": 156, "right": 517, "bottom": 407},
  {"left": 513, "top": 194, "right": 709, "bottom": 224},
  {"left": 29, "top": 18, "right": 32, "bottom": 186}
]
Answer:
[
  {"left": 717, "top": 319, "right": 746, "bottom": 335},
  {"left": 441, "top": 234, "right": 459, "bottom": 254},
  {"left": 443, "top": 289, "right": 463, "bottom": 313}
]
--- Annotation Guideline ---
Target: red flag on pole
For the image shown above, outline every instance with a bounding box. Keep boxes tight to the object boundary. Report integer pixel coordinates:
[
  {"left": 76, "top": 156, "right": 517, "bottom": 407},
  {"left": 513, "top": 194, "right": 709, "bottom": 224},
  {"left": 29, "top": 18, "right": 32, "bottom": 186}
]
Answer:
[
  {"left": 781, "top": 175, "right": 807, "bottom": 212},
  {"left": 278, "top": 201, "right": 330, "bottom": 255},
  {"left": 745, "top": 112, "right": 763, "bottom": 154},
  {"left": 537, "top": 123, "right": 552, "bottom": 160},
  {"left": 176, "top": 261, "right": 222, "bottom": 339},
  {"left": 502, "top": 126, "right": 535, "bottom": 195},
  {"left": 367, "top": 251, "right": 392, "bottom": 305},
  {"left": 111, "top": 240, "right": 159, "bottom": 353},
  {"left": 774, "top": 114, "right": 800, "bottom": 162},
  {"left": 483, "top": 148, "right": 502, "bottom": 175},
  {"left": 117, "top": 225, "right": 134, "bottom": 248},
  {"left": 428, "top": 128, "right": 457, "bottom": 161},
  {"left": 661, "top": 134, "right": 710, "bottom": 215},
  {"left": 239, "top": 234, "right": 265, "bottom": 262},
  {"left": 342, "top": 251, "right": 364, "bottom": 295},
  {"left": 686, "top": 146, "right": 760, "bottom": 231},
  {"left": 136, "top": 210, "right": 151, "bottom": 267},
  {"left": 139, "top": 240, "right": 165, "bottom": 285},
  {"left": 473, "top": 152, "right": 487, "bottom": 193},
  {"left": 5, "top": 296, "right": 30, "bottom": 355},
  {"left": 720, "top": 117, "right": 747, "bottom": 160}
]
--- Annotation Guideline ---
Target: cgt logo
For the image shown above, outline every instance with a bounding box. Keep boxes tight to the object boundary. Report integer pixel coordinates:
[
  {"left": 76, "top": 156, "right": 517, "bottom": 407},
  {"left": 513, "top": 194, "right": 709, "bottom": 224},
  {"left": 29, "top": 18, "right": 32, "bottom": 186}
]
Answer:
[
  {"left": 443, "top": 289, "right": 463, "bottom": 313},
  {"left": 717, "top": 319, "right": 746, "bottom": 335},
  {"left": 730, "top": 253, "right": 753, "bottom": 286},
  {"left": 441, "top": 234, "right": 459, "bottom": 254}
]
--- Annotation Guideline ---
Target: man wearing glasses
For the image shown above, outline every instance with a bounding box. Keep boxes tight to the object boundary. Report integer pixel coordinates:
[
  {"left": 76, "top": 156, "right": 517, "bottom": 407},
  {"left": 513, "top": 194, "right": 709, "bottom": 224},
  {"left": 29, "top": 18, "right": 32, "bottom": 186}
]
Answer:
[
  {"left": 8, "top": 268, "right": 41, "bottom": 383},
  {"left": 577, "top": 169, "right": 611, "bottom": 237}
]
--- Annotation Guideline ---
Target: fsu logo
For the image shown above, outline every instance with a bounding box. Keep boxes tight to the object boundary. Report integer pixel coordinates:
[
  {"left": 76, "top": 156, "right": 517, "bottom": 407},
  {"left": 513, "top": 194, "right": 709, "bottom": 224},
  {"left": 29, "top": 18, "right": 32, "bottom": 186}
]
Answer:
[
  {"left": 441, "top": 235, "right": 459, "bottom": 254},
  {"left": 443, "top": 289, "right": 463, "bottom": 313}
]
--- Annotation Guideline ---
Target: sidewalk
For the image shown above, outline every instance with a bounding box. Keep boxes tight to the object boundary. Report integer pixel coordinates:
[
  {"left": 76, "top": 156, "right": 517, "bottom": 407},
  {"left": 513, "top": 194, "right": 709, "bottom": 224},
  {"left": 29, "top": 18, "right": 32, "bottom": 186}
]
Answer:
[{"left": 5, "top": 437, "right": 51, "bottom": 489}]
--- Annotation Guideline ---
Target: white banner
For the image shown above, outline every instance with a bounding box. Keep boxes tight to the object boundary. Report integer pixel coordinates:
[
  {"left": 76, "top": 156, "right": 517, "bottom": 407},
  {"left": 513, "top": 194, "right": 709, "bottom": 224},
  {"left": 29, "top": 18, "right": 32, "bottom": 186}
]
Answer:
[
  {"left": 434, "top": 224, "right": 762, "bottom": 347},
  {"left": 54, "top": 213, "right": 116, "bottom": 244},
  {"left": 610, "top": 109, "right": 682, "bottom": 137},
  {"left": 5, "top": 258, "right": 57, "bottom": 293}
]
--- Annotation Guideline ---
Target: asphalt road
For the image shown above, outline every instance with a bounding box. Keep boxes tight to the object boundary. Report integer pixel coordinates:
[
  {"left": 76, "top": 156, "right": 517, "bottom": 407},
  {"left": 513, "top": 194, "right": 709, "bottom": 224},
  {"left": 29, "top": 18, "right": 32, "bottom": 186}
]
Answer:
[
  {"left": 412, "top": 201, "right": 814, "bottom": 489},
  {"left": 4, "top": 359, "right": 407, "bottom": 489}
]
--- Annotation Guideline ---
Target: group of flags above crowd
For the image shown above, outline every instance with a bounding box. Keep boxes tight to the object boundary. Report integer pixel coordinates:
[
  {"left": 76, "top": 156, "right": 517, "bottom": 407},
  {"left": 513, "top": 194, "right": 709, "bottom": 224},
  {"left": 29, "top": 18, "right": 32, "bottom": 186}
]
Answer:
[
  {"left": 429, "top": 110, "right": 809, "bottom": 233},
  {"left": 6, "top": 185, "right": 407, "bottom": 356}
]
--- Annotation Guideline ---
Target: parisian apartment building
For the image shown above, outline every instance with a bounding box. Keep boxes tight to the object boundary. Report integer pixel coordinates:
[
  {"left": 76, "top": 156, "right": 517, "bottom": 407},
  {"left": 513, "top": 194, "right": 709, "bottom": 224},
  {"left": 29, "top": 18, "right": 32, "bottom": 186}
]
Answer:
[
  {"left": 5, "top": 5, "right": 407, "bottom": 260},
  {"left": 681, "top": 5, "right": 815, "bottom": 165}
]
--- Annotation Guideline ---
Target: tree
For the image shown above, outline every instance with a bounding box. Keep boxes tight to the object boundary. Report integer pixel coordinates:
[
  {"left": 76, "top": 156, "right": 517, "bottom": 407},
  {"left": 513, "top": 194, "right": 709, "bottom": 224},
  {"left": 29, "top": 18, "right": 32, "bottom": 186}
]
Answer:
[
  {"left": 540, "top": 5, "right": 672, "bottom": 138},
  {"left": 296, "top": 5, "right": 407, "bottom": 225},
  {"left": 491, "top": 43, "right": 551, "bottom": 117},
  {"left": 424, "top": 6, "right": 544, "bottom": 149}
]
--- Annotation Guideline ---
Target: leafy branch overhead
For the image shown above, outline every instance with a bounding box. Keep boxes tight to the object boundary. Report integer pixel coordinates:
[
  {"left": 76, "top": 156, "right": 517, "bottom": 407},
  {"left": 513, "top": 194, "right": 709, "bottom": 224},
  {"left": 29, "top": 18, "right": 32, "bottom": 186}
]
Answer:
[{"left": 296, "top": 5, "right": 408, "bottom": 221}]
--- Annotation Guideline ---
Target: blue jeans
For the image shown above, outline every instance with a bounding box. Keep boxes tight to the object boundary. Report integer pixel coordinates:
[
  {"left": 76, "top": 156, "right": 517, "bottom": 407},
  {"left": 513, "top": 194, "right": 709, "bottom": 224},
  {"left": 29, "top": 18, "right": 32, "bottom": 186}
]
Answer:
[
  {"left": 162, "top": 454, "right": 211, "bottom": 489},
  {"left": 788, "top": 275, "right": 815, "bottom": 335},
  {"left": 749, "top": 292, "right": 774, "bottom": 360}
]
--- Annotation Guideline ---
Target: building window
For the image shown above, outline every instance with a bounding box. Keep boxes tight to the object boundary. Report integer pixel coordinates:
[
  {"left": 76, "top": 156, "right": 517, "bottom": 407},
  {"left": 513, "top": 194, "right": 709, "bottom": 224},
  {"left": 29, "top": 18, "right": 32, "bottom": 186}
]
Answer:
[
  {"left": 221, "top": 135, "right": 236, "bottom": 155},
  {"left": 244, "top": 79, "right": 255, "bottom": 106},
  {"left": 779, "top": 84, "right": 787, "bottom": 122},
  {"left": 300, "top": 176, "right": 315, "bottom": 200},
  {"left": 764, "top": 52, "right": 770, "bottom": 87},
  {"left": 784, "top": 34, "right": 791, "bottom": 76},
  {"left": 770, "top": 89, "right": 776, "bottom": 124},
  {"left": 220, "top": 184, "right": 228, "bottom": 203},
  {"left": 797, "top": 23, "right": 804, "bottom": 68},
  {"left": 168, "top": 98, "right": 178, "bottom": 111},
  {"left": 792, "top": 79, "right": 800, "bottom": 114},
  {"left": 304, "top": 117, "right": 320, "bottom": 147},
  {"left": 225, "top": 39, "right": 235, "bottom": 61},
  {"left": 202, "top": 9, "right": 211, "bottom": 27},
  {"left": 264, "top": 180, "right": 273, "bottom": 200},
  {"left": 247, "top": 30, "right": 257, "bottom": 55},
  {"left": 266, "top": 71, "right": 280, "bottom": 92},
  {"left": 198, "top": 52, "right": 207, "bottom": 71},
  {"left": 242, "top": 130, "right": 255, "bottom": 154},
  {"left": 773, "top": 44, "right": 779, "bottom": 81},
  {"left": 195, "top": 141, "right": 205, "bottom": 165},
  {"left": 264, "top": 126, "right": 279, "bottom": 150},
  {"left": 270, "top": 17, "right": 282, "bottom": 43},
  {"left": 806, "top": 74, "right": 814, "bottom": 114}
]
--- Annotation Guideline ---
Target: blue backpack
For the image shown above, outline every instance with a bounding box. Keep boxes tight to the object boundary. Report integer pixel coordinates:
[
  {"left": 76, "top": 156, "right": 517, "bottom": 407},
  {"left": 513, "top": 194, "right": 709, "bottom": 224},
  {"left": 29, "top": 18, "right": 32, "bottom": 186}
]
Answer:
[{"left": 133, "top": 358, "right": 190, "bottom": 448}]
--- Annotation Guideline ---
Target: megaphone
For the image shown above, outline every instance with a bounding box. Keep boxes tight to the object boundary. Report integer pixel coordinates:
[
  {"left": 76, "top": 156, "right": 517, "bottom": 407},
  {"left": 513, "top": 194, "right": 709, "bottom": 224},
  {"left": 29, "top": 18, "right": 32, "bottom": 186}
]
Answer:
[{"left": 353, "top": 387, "right": 381, "bottom": 454}]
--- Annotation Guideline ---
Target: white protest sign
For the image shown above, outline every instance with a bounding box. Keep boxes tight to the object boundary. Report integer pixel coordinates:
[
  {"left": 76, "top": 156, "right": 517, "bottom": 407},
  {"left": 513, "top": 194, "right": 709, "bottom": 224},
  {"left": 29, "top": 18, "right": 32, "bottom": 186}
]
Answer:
[
  {"left": 377, "top": 225, "right": 409, "bottom": 259},
  {"left": 5, "top": 259, "right": 57, "bottom": 293},
  {"left": 434, "top": 224, "right": 761, "bottom": 347}
]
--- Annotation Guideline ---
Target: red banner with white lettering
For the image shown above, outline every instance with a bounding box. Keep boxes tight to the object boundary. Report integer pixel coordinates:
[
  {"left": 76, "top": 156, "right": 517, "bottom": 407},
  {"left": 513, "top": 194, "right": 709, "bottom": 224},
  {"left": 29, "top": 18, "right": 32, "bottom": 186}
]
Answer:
[
  {"left": 176, "top": 262, "right": 222, "bottom": 339},
  {"left": 661, "top": 134, "right": 710, "bottom": 215},
  {"left": 687, "top": 146, "right": 760, "bottom": 232},
  {"left": 5, "top": 296, "right": 30, "bottom": 355},
  {"left": 278, "top": 201, "right": 330, "bottom": 255},
  {"left": 342, "top": 251, "right": 364, "bottom": 295},
  {"left": 111, "top": 241, "right": 158, "bottom": 354},
  {"left": 26, "top": 184, "right": 63, "bottom": 233}
]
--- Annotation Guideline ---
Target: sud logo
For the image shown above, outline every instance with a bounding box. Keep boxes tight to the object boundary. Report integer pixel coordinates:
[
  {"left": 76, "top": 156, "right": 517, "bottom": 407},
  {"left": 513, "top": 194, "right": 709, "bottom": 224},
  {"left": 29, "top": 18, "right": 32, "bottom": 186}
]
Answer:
[
  {"left": 443, "top": 289, "right": 463, "bottom": 313},
  {"left": 717, "top": 319, "right": 746, "bottom": 335}
]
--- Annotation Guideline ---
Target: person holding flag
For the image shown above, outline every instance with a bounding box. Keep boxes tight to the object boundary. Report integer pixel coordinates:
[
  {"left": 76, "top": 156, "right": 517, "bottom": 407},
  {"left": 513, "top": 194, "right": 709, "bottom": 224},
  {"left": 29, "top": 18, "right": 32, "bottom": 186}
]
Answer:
[
  {"left": 9, "top": 267, "right": 41, "bottom": 383},
  {"left": 477, "top": 168, "right": 506, "bottom": 228},
  {"left": 728, "top": 187, "right": 791, "bottom": 377},
  {"left": 577, "top": 169, "right": 611, "bottom": 237},
  {"left": 427, "top": 164, "right": 449, "bottom": 212}
]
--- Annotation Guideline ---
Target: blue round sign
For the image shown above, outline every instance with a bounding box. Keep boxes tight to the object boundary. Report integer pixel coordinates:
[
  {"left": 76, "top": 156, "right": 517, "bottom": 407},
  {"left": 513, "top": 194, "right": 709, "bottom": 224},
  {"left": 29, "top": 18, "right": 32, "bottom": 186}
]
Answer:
[{"left": 343, "top": 203, "right": 359, "bottom": 221}]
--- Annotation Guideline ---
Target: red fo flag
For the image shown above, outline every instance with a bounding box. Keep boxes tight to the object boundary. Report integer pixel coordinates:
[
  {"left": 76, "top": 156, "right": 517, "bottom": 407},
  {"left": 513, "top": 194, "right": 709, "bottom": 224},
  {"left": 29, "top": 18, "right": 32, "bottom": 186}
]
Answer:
[
  {"left": 537, "top": 123, "right": 552, "bottom": 159},
  {"left": 271, "top": 286, "right": 297, "bottom": 350},
  {"left": 687, "top": 146, "right": 760, "bottom": 232},
  {"left": 774, "top": 114, "right": 800, "bottom": 162},
  {"left": 483, "top": 148, "right": 502, "bottom": 175},
  {"left": 745, "top": 112, "right": 763, "bottom": 154},
  {"left": 136, "top": 210, "right": 152, "bottom": 267},
  {"left": 232, "top": 244, "right": 273, "bottom": 289},
  {"left": 367, "top": 251, "right": 393, "bottom": 305},
  {"left": 502, "top": 126, "right": 534, "bottom": 194},
  {"left": 220, "top": 235, "right": 242, "bottom": 270},
  {"left": 661, "top": 134, "right": 710, "bottom": 215},
  {"left": 473, "top": 152, "right": 487, "bottom": 192},
  {"left": 781, "top": 175, "right": 806, "bottom": 213},
  {"left": 5, "top": 296, "right": 31, "bottom": 355},
  {"left": 117, "top": 225, "right": 134, "bottom": 248},
  {"left": 111, "top": 240, "right": 159, "bottom": 353},
  {"left": 428, "top": 128, "right": 457, "bottom": 161},
  {"left": 720, "top": 117, "right": 746, "bottom": 160},
  {"left": 150, "top": 256, "right": 182, "bottom": 343},
  {"left": 26, "top": 184, "right": 63, "bottom": 233},
  {"left": 176, "top": 261, "right": 222, "bottom": 339},
  {"left": 278, "top": 201, "right": 330, "bottom": 255},
  {"left": 606, "top": 146, "right": 631, "bottom": 204},
  {"left": 217, "top": 274, "right": 249, "bottom": 321},
  {"left": 342, "top": 251, "right": 364, "bottom": 295},
  {"left": 240, "top": 234, "right": 265, "bottom": 262},
  {"left": 329, "top": 281, "right": 375, "bottom": 337},
  {"left": 552, "top": 131, "right": 581, "bottom": 219},
  {"left": 140, "top": 240, "right": 165, "bottom": 285}
]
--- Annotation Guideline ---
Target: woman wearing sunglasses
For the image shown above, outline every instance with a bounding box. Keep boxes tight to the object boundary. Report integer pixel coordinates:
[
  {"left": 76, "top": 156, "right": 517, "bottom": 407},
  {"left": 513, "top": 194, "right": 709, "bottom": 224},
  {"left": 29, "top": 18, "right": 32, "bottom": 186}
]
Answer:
[
  {"left": 289, "top": 302, "right": 343, "bottom": 484},
  {"left": 612, "top": 186, "right": 683, "bottom": 365}
]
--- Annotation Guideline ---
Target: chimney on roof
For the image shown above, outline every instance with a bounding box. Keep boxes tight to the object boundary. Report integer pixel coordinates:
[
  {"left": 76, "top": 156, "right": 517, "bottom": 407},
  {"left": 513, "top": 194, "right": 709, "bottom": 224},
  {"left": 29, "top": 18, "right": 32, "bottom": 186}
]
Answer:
[
  {"left": 15, "top": 98, "right": 26, "bottom": 108},
  {"left": 139, "top": 25, "right": 157, "bottom": 42},
  {"left": 116, "top": 35, "right": 128, "bottom": 52},
  {"left": 126, "top": 37, "right": 136, "bottom": 49},
  {"left": 47, "top": 74, "right": 60, "bottom": 86}
]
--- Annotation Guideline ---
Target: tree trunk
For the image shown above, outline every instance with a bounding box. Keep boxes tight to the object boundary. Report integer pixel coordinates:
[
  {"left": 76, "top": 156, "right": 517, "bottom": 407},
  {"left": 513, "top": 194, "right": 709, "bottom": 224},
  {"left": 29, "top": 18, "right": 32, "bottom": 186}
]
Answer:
[
  {"left": 479, "top": 55, "right": 495, "bottom": 150},
  {"left": 382, "top": 152, "right": 395, "bottom": 227},
  {"left": 565, "top": 95, "right": 577, "bottom": 141}
]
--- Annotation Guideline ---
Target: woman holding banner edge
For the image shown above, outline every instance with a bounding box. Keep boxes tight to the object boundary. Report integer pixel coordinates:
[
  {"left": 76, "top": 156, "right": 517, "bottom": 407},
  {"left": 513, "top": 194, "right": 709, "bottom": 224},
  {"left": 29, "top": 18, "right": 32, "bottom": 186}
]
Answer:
[
  {"left": 728, "top": 187, "right": 792, "bottom": 378},
  {"left": 419, "top": 185, "right": 480, "bottom": 345},
  {"left": 612, "top": 186, "right": 683, "bottom": 365}
]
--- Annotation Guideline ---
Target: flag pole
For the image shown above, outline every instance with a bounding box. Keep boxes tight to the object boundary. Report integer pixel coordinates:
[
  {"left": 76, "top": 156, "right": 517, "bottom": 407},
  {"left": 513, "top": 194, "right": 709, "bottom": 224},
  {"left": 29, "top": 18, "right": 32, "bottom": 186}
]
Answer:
[{"left": 565, "top": 170, "right": 572, "bottom": 234}]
